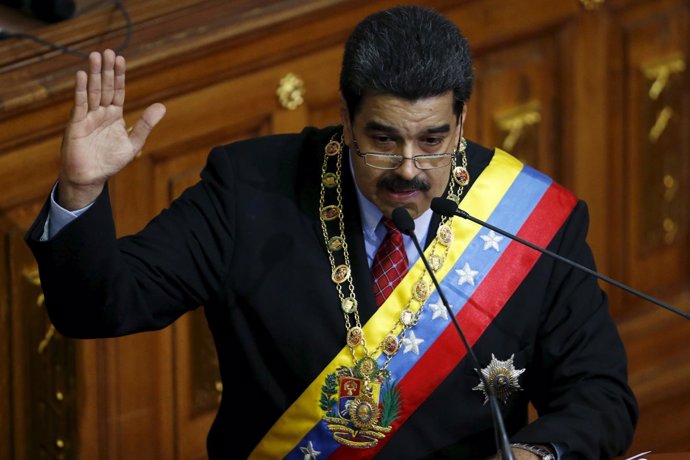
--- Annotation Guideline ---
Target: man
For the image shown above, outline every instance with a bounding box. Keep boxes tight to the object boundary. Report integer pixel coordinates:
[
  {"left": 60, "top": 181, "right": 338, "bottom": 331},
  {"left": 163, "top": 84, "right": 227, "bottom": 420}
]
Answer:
[{"left": 26, "top": 6, "right": 637, "bottom": 459}]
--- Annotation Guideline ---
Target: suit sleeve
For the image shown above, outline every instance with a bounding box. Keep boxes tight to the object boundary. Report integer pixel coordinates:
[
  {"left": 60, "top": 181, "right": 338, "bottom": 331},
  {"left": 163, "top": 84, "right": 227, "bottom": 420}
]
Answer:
[
  {"left": 512, "top": 201, "right": 638, "bottom": 458},
  {"left": 24, "top": 146, "right": 236, "bottom": 338}
]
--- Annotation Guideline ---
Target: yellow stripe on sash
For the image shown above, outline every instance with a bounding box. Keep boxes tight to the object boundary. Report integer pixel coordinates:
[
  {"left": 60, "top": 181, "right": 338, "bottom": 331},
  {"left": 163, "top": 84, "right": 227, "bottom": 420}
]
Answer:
[{"left": 249, "top": 149, "right": 523, "bottom": 459}]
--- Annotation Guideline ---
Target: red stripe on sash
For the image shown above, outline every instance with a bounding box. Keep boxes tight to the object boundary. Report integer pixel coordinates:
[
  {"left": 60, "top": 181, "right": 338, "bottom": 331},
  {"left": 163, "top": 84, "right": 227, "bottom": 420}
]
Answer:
[{"left": 329, "top": 184, "right": 577, "bottom": 459}]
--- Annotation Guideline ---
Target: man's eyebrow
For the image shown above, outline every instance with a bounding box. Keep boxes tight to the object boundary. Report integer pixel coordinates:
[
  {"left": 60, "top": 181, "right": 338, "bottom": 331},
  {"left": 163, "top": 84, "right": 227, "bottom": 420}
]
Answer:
[
  {"left": 363, "top": 122, "right": 452, "bottom": 134},
  {"left": 425, "top": 124, "right": 451, "bottom": 134},
  {"left": 364, "top": 121, "right": 398, "bottom": 133}
]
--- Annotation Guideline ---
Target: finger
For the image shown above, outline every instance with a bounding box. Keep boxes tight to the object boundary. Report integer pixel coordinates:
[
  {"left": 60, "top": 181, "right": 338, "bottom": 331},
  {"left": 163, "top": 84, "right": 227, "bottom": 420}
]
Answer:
[
  {"left": 112, "top": 54, "right": 126, "bottom": 107},
  {"left": 100, "top": 49, "right": 116, "bottom": 106},
  {"left": 129, "top": 103, "right": 167, "bottom": 154},
  {"left": 72, "top": 70, "right": 88, "bottom": 122},
  {"left": 87, "top": 51, "right": 103, "bottom": 111},
  {"left": 87, "top": 51, "right": 102, "bottom": 111}
]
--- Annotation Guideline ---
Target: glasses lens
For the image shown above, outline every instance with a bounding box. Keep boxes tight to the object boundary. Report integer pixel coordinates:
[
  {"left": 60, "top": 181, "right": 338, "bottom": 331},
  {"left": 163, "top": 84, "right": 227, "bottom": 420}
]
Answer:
[
  {"left": 365, "top": 154, "right": 401, "bottom": 169},
  {"left": 415, "top": 155, "right": 452, "bottom": 169}
]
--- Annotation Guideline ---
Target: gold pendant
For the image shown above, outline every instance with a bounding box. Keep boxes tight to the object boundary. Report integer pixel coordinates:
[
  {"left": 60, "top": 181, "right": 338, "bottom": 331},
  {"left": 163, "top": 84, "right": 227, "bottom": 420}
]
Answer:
[
  {"left": 325, "top": 139, "right": 342, "bottom": 156},
  {"left": 320, "top": 358, "right": 399, "bottom": 449},
  {"left": 428, "top": 253, "right": 444, "bottom": 271},
  {"left": 437, "top": 224, "right": 454, "bottom": 246},
  {"left": 332, "top": 264, "right": 351, "bottom": 284},
  {"left": 321, "top": 205, "right": 341, "bottom": 221},
  {"left": 346, "top": 327, "right": 363, "bottom": 347},
  {"left": 341, "top": 297, "right": 357, "bottom": 314},
  {"left": 453, "top": 166, "right": 470, "bottom": 186},
  {"left": 327, "top": 236, "right": 344, "bottom": 252},
  {"left": 413, "top": 280, "right": 429, "bottom": 302},
  {"left": 322, "top": 172, "right": 338, "bottom": 188},
  {"left": 382, "top": 334, "right": 400, "bottom": 356}
]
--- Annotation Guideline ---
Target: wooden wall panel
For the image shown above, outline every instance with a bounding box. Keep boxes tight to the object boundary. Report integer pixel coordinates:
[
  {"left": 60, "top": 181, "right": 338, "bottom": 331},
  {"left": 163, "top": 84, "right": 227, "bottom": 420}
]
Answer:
[
  {"left": 0, "top": 0, "right": 689, "bottom": 458},
  {"left": 473, "top": 34, "right": 563, "bottom": 181},
  {"left": 0, "top": 227, "right": 12, "bottom": 460}
]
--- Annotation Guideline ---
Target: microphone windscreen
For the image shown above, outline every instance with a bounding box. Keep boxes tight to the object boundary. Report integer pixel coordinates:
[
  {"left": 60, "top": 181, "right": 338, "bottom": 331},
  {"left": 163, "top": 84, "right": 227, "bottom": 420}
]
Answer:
[
  {"left": 392, "top": 207, "right": 415, "bottom": 235},
  {"left": 431, "top": 197, "right": 458, "bottom": 217}
]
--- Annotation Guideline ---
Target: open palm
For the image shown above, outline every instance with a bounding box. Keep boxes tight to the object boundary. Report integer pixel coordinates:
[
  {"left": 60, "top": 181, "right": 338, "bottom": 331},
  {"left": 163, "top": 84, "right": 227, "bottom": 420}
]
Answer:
[{"left": 59, "top": 49, "right": 166, "bottom": 209}]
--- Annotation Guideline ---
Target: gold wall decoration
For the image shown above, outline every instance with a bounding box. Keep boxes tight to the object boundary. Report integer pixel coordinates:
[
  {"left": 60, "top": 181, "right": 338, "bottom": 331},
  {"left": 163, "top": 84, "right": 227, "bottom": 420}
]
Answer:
[
  {"left": 21, "top": 266, "right": 77, "bottom": 459},
  {"left": 24, "top": 269, "right": 56, "bottom": 354},
  {"left": 648, "top": 106, "right": 674, "bottom": 143},
  {"left": 494, "top": 101, "right": 542, "bottom": 152},
  {"left": 638, "top": 53, "right": 687, "bottom": 250},
  {"left": 643, "top": 54, "right": 686, "bottom": 101},
  {"left": 276, "top": 72, "right": 305, "bottom": 110}
]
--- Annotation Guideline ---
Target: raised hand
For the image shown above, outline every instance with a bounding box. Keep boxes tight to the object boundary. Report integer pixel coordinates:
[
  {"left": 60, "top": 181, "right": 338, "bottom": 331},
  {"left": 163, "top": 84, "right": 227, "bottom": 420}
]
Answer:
[{"left": 58, "top": 49, "right": 166, "bottom": 210}]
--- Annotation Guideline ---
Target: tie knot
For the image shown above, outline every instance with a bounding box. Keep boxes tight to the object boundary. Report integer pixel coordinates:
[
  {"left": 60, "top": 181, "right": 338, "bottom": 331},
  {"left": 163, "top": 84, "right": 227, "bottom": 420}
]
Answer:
[{"left": 381, "top": 216, "right": 399, "bottom": 234}]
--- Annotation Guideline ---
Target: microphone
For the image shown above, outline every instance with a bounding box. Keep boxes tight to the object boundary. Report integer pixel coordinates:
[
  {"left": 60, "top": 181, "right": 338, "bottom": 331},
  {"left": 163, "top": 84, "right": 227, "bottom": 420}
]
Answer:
[
  {"left": 430, "top": 197, "right": 690, "bottom": 321},
  {"left": 391, "top": 207, "right": 516, "bottom": 460}
]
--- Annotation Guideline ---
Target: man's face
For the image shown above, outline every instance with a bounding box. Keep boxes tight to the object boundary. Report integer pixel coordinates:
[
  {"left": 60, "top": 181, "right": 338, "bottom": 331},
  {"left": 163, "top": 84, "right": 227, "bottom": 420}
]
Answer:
[{"left": 341, "top": 91, "right": 464, "bottom": 220}]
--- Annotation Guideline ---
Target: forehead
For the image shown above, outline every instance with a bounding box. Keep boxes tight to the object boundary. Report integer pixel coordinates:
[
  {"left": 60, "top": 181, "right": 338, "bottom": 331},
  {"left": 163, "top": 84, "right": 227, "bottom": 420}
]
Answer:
[{"left": 353, "top": 91, "right": 457, "bottom": 133}]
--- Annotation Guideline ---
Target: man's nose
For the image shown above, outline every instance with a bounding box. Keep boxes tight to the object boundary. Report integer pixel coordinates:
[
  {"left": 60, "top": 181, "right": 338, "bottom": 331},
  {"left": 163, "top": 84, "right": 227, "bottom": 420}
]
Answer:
[{"left": 396, "top": 145, "right": 421, "bottom": 180}]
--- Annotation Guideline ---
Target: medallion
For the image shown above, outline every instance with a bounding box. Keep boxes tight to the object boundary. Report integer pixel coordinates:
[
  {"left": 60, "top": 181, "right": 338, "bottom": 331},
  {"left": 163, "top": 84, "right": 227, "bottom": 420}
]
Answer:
[
  {"left": 341, "top": 296, "right": 357, "bottom": 314},
  {"left": 428, "top": 253, "right": 444, "bottom": 271},
  {"left": 321, "top": 359, "right": 400, "bottom": 449},
  {"left": 400, "top": 309, "right": 416, "bottom": 326},
  {"left": 453, "top": 166, "right": 470, "bottom": 186},
  {"left": 472, "top": 353, "right": 525, "bottom": 404},
  {"left": 332, "top": 264, "right": 351, "bottom": 284},
  {"left": 437, "top": 224, "right": 454, "bottom": 246},
  {"left": 413, "top": 280, "right": 429, "bottom": 302},
  {"left": 325, "top": 139, "right": 342, "bottom": 156},
  {"left": 382, "top": 334, "right": 400, "bottom": 356},
  {"left": 327, "top": 236, "right": 344, "bottom": 252},
  {"left": 322, "top": 172, "right": 338, "bottom": 188},
  {"left": 321, "top": 205, "right": 341, "bottom": 221},
  {"left": 347, "top": 327, "right": 364, "bottom": 347}
]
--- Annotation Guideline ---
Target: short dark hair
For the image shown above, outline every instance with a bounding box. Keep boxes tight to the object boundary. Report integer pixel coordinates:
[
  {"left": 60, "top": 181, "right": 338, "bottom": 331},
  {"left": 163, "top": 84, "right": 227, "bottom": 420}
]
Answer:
[{"left": 340, "top": 6, "right": 473, "bottom": 120}]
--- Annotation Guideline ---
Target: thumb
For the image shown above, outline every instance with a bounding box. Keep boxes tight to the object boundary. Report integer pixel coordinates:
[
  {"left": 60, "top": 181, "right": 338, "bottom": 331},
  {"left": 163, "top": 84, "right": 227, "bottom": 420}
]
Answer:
[{"left": 129, "top": 102, "right": 167, "bottom": 155}]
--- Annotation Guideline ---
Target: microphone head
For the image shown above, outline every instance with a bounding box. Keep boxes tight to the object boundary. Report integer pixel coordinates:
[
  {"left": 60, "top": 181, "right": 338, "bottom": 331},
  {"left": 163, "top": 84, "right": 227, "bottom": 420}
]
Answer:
[
  {"left": 392, "top": 207, "right": 415, "bottom": 235},
  {"left": 431, "top": 197, "right": 458, "bottom": 217}
]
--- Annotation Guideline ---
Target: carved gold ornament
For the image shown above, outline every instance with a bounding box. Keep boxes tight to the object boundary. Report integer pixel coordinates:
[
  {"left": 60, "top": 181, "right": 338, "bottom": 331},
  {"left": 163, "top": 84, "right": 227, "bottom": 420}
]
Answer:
[
  {"left": 276, "top": 72, "right": 305, "bottom": 110},
  {"left": 494, "top": 101, "right": 541, "bottom": 152}
]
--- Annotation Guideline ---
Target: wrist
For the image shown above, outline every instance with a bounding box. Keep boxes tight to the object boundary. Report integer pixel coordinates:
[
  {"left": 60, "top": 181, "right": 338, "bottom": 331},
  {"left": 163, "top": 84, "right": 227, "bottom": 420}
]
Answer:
[
  {"left": 511, "top": 443, "right": 556, "bottom": 460},
  {"left": 56, "top": 179, "right": 104, "bottom": 211}
]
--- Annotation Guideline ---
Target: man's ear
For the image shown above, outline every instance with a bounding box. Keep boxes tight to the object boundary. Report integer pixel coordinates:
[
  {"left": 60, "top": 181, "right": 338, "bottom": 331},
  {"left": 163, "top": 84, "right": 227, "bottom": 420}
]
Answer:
[{"left": 339, "top": 93, "right": 353, "bottom": 146}]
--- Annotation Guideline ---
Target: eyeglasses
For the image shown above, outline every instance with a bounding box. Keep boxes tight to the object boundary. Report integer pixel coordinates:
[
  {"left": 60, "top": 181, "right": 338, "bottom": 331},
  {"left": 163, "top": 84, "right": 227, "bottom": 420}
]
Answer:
[{"left": 352, "top": 138, "right": 453, "bottom": 170}]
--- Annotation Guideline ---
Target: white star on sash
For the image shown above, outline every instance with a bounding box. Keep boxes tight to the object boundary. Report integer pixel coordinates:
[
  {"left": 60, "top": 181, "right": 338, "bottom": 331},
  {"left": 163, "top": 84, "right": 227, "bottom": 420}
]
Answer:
[
  {"left": 300, "top": 441, "right": 321, "bottom": 459},
  {"left": 480, "top": 230, "right": 503, "bottom": 251},
  {"left": 429, "top": 302, "right": 449, "bottom": 321},
  {"left": 456, "top": 262, "right": 479, "bottom": 286},
  {"left": 402, "top": 331, "right": 424, "bottom": 355}
]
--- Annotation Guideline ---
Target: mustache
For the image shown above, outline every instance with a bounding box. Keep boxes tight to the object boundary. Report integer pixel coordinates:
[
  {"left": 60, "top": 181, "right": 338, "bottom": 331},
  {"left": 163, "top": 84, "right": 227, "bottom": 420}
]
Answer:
[{"left": 378, "top": 175, "right": 431, "bottom": 192}]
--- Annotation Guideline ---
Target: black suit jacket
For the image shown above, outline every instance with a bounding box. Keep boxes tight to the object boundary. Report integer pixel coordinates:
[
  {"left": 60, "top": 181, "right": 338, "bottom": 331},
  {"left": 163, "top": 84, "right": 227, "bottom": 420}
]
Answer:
[{"left": 26, "top": 126, "right": 637, "bottom": 459}]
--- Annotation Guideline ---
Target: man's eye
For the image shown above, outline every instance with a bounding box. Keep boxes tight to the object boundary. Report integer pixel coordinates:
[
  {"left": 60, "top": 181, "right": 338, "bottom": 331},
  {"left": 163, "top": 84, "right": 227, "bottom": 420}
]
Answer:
[
  {"left": 423, "top": 137, "right": 444, "bottom": 146},
  {"left": 374, "top": 135, "right": 392, "bottom": 144}
]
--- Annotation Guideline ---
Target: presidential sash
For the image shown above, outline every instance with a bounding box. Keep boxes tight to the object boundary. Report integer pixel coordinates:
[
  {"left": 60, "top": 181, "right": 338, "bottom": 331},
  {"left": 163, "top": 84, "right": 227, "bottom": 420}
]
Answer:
[{"left": 250, "top": 149, "right": 577, "bottom": 459}]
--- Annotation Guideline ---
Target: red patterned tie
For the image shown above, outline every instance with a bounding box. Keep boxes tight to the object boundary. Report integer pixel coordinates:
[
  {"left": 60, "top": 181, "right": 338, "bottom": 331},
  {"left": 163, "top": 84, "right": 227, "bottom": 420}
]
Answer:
[{"left": 371, "top": 217, "right": 409, "bottom": 307}]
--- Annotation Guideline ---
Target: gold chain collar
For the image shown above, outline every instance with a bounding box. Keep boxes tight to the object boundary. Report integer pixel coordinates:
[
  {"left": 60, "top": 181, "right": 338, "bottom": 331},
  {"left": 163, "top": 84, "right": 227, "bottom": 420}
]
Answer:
[{"left": 318, "top": 131, "right": 469, "bottom": 370}]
